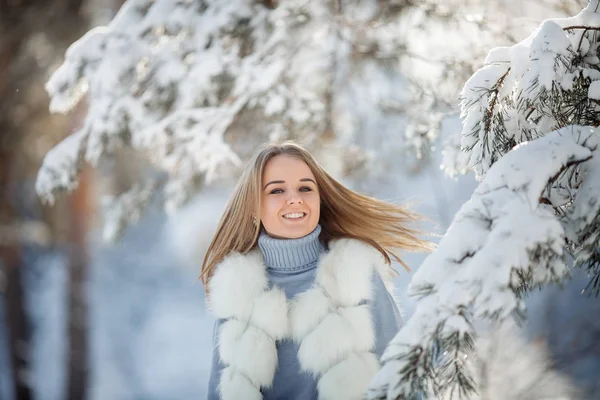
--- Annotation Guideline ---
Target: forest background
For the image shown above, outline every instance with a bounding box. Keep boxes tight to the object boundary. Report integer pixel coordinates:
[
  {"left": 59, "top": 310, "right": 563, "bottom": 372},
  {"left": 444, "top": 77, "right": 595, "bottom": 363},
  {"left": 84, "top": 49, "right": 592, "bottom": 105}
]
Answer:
[{"left": 0, "top": 1, "right": 599, "bottom": 399}]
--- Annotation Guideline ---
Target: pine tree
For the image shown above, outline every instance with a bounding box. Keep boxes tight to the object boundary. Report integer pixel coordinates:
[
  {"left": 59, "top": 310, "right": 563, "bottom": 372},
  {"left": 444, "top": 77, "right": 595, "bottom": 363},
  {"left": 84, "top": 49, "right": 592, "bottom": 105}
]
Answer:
[{"left": 370, "top": 1, "right": 600, "bottom": 399}]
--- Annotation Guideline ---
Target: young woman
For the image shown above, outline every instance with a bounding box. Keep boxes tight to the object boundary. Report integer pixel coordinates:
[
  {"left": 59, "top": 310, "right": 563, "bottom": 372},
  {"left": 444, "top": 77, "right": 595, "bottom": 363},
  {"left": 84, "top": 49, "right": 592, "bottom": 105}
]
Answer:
[{"left": 202, "top": 142, "right": 431, "bottom": 400}]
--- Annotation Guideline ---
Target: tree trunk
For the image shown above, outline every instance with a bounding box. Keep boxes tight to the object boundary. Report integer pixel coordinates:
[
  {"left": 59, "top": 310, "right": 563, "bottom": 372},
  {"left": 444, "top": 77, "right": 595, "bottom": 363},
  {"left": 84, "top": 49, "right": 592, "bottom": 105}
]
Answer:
[
  {"left": 3, "top": 253, "right": 31, "bottom": 400},
  {"left": 66, "top": 213, "right": 88, "bottom": 400},
  {"left": 0, "top": 153, "right": 33, "bottom": 400},
  {"left": 1, "top": 1, "right": 90, "bottom": 399},
  {"left": 66, "top": 100, "right": 91, "bottom": 400}
]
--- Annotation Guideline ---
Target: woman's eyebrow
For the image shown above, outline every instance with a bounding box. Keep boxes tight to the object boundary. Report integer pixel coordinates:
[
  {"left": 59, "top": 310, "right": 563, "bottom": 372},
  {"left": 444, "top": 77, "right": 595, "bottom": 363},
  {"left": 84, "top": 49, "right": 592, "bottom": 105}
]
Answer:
[
  {"left": 264, "top": 180, "right": 285, "bottom": 190},
  {"left": 263, "top": 178, "right": 316, "bottom": 190}
]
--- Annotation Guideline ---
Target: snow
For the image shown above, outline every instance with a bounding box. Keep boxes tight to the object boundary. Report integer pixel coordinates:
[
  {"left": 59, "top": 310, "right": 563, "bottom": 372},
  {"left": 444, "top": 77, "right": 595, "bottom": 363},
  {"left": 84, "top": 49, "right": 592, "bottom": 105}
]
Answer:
[
  {"left": 35, "top": 129, "right": 87, "bottom": 205},
  {"left": 447, "top": 3, "right": 600, "bottom": 180},
  {"left": 589, "top": 80, "right": 600, "bottom": 100},
  {"left": 520, "top": 21, "right": 571, "bottom": 100},
  {"left": 475, "top": 129, "right": 591, "bottom": 208},
  {"left": 100, "top": 183, "right": 155, "bottom": 242}
]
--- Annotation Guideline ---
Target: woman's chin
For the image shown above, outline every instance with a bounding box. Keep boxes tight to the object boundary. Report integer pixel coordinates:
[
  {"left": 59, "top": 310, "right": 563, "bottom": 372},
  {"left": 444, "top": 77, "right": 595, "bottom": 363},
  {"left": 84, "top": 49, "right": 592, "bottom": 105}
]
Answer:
[{"left": 269, "top": 225, "right": 316, "bottom": 239}]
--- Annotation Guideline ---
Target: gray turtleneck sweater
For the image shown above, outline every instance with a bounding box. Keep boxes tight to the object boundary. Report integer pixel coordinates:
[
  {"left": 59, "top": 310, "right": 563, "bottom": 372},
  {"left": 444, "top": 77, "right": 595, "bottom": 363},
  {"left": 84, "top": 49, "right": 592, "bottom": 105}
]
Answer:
[{"left": 207, "top": 225, "right": 403, "bottom": 400}]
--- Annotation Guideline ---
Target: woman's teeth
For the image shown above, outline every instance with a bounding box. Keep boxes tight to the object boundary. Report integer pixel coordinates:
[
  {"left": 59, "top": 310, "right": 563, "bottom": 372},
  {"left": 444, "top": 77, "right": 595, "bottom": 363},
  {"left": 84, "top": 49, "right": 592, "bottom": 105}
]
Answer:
[{"left": 283, "top": 212, "right": 305, "bottom": 219}]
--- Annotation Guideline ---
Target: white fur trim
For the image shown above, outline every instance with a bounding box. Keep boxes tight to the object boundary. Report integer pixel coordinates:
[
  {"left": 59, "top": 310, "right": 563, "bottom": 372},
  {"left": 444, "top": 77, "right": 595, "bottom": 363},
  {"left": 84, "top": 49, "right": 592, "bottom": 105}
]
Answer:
[
  {"left": 218, "top": 321, "right": 278, "bottom": 387},
  {"left": 211, "top": 250, "right": 282, "bottom": 398},
  {"left": 219, "top": 366, "right": 262, "bottom": 400},
  {"left": 218, "top": 320, "right": 246, "bottom": 365},
  {"left": 318, "top": 352, "right": 380, "bottom": 400},
  {"left": 234, "top": 326, "right": 278, "bottom": 387},
  {"left": 338, "top": 305, "right": 376, "bottom": 352},
  {"left": 295, "top": 305, "right": 377, "bottom": 376},
  {"left": 298, "top": 313, "right": 358, "bottom": 374},
  {"left": 317, "top": 239, "right": 377, "bottom": 306},
  {"left": 289, "top": 288, "right": 330, "bottom": 341},
  {"left": 209, "top": 250, "right": 266, "bottom": 321},
  {"left": 250, "top": 287, "right": 289, "bottom": 339}
]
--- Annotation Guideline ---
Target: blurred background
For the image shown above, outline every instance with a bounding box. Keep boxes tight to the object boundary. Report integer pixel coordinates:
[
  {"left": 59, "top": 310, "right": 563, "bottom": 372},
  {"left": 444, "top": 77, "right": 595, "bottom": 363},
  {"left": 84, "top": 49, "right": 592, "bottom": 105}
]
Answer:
[{"left": 0, "top": 0, "right": 599, "bottom": 399}]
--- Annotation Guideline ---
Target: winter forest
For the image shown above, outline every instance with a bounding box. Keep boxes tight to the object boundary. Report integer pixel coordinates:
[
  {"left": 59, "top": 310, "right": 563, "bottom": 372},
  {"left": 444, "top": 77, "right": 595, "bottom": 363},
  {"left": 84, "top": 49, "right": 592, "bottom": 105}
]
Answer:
[{"left": 1, "top": 0, "right": 600, "bottom": 399}]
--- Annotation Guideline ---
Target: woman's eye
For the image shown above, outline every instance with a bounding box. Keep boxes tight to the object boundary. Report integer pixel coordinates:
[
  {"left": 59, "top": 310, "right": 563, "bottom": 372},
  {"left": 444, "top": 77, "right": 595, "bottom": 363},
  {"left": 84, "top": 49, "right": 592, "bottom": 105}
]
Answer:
[
  {"left": 270, "top": 188, "right": 283, "bottom": 194},
  {"left": 299, "top": 186, "right": 313, "bottom": 192}
]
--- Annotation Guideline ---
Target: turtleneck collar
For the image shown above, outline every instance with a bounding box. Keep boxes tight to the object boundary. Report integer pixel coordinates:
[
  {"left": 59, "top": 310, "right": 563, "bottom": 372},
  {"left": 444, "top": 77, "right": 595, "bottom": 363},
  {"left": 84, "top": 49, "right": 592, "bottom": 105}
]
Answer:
[{"left": 258, "top": 224, "right": 324, "bottom": 272}]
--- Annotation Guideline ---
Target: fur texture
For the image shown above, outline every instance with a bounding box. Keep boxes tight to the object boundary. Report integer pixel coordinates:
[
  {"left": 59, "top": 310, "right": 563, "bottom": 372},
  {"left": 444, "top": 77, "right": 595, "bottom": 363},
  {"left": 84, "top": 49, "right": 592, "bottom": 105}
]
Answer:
[{"left": 209, "top": 238, "right": 389, "bottom": 400}]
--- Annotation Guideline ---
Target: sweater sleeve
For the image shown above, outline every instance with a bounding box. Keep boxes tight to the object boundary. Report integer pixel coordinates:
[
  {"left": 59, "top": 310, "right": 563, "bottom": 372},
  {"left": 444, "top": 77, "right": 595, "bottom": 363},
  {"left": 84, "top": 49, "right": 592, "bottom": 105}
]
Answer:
[
  {"left": 370, "top": 270, "right": 404, "bottom": 358},
  {"left": 207, "top": 319, "right": 226, "bottom": 400}
]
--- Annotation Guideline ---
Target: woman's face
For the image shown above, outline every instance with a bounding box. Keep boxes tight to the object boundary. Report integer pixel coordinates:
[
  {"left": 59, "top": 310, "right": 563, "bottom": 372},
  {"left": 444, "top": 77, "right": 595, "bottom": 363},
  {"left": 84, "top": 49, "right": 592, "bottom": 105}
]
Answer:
[{"left": 260, "top": 155, "right": 321, "bottom": 239}]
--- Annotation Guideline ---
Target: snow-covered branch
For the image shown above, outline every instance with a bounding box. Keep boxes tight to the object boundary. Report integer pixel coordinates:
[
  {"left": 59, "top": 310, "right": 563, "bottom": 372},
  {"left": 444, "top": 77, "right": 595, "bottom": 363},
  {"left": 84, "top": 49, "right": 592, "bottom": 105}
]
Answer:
[
  {"left": 373, "top": 1, "right": 600, "bottom": 398},
  {"left": 39, "top": 0, "right": 458, "bottom": 240},
  {"left": 38, "top": 0, "right": 342, "bottom": 236},
  {"left": 369, "top": 126, "right": 597, "bottom": 400},
  {"left": 445, "top": 1, "right": 600, "bottom": 179},
  {"left": 444, "top": 0, "right": 600, "bottom": 298}
]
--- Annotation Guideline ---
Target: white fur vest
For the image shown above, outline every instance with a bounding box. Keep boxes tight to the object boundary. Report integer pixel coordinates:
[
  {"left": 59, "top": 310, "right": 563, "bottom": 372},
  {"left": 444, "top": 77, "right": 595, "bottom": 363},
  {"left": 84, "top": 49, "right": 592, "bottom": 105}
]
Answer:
[{"left": 208, "top": 238, "right": 393, "bottom": 400}]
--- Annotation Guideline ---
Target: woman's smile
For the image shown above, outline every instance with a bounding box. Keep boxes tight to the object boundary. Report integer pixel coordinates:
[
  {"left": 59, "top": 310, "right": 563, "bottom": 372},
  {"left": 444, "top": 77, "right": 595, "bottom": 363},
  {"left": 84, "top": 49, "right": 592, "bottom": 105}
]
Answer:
[{"left": 282, "top": 212, "right": 307, "bottom": 220}]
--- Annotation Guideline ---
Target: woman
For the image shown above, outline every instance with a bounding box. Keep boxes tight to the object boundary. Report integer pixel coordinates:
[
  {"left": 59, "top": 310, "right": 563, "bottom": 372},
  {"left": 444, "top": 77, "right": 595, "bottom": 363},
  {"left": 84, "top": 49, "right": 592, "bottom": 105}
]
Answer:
[{"left": 202, "top": 142, "right": 431, "bottom": 400}]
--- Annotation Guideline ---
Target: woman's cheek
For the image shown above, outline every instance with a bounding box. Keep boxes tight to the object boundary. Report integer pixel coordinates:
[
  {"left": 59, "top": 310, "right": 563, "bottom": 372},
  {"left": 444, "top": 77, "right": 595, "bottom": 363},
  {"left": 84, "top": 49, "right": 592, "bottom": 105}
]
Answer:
[
  {"left": 306, "top": 192, "right": 319, "bottom": 205},
  {"left": 267, "top": 197, "right": 281, "bottom": 215}
]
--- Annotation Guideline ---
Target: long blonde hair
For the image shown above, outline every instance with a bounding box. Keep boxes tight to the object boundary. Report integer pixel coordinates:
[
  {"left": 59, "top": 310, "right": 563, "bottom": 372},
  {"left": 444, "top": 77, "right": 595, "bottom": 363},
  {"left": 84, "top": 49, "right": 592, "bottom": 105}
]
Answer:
[{"left": 200, "top": 141, "right": 433, "bottom": 287}]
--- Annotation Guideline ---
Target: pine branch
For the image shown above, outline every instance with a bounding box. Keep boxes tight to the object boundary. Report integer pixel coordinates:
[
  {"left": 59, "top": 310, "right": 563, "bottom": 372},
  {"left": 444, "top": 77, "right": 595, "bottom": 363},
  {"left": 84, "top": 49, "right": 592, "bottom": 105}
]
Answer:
[
  {"left": 435, "top": 315, "right": 477, "bottom": 399},
  {"left": 562, "top": 25, "right": 600, "bottom": 31},
  {"left": 582, "top": 257, "right": 600, "bottom": 296},
  {"left": 483, "top": 69, "right": 510, "bottom": 134}
]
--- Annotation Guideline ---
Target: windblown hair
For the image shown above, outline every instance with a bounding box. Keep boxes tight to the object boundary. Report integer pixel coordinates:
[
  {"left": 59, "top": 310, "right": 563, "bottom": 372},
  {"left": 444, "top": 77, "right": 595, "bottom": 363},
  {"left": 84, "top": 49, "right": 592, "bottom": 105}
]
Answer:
[{"left": 200, "top": 141, "right": 433, "bottom": 287}]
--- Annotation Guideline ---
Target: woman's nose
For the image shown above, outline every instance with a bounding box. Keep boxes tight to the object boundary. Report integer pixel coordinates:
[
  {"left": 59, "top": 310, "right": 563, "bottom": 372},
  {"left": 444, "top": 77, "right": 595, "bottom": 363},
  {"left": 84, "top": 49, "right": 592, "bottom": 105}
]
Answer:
[{"left": 287, "top": 193, "right": 303, "bottom": 204}]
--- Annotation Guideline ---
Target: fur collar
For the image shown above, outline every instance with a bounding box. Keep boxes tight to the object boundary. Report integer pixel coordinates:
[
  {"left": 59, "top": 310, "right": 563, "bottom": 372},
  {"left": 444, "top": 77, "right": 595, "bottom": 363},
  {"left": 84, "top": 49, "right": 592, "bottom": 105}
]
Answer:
[{"left": 208, "top": 238, "right": 389, "bottom": 400}]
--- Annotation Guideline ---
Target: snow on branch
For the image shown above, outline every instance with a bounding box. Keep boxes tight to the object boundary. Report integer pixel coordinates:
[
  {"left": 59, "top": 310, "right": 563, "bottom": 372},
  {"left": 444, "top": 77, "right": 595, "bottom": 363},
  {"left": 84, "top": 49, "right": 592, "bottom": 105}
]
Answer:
[
  {"left": 101, "top": 182, "right": 156, "bottom": 243},
  {"left": 35, "top": 128, "right": 88, "bottom": 205},
  {"left": 447, "top": 0, "right": 600, "bottom": 297},
  {"left": 443, "top": 1, "right": 600, "bottom": 179},
  {"left": 37, "top": 0, "right": 337, "bottom": 239},
  {"left": 567, "top": 136, "right": 600, "bottom": 296},
  {"left": 369, "top": 126, "right": 596, "bottom": 400}
]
